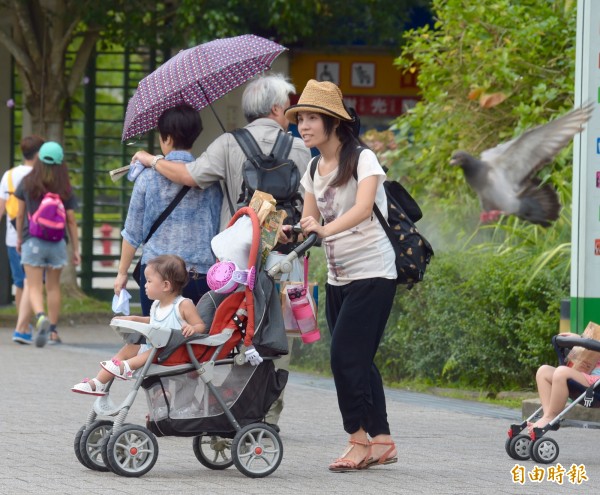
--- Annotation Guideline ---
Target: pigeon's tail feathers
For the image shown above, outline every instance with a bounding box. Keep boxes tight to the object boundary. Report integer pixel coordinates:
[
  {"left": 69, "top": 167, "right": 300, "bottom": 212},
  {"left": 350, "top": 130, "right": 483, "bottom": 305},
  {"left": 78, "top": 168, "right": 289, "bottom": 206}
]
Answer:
[{"left": 517, "top": 180, "right": 561, "bottom": 227}]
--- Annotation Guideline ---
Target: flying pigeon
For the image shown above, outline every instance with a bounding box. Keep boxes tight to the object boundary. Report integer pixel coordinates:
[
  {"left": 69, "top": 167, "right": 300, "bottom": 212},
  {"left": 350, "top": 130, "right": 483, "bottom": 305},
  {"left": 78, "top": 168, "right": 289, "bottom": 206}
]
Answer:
[{"left": 450, "top": 102, "right": 594, "bottom": 227}]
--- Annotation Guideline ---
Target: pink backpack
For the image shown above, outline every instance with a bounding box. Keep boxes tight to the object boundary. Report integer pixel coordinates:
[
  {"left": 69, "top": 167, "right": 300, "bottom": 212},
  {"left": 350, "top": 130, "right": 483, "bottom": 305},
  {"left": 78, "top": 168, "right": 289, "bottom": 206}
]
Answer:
[{"left": 28, "top": 192, "right": 66, "bottom": 241}]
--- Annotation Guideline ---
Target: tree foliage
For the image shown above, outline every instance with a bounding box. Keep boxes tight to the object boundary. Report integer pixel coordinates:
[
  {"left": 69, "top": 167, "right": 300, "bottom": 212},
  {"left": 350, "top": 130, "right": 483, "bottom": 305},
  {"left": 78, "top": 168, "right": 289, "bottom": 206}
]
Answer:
[
  {"left": 130, "top": 0, "right": 428, "bottom": 48},
  {"left": 296, "top": 0, "right": 582, "bottom": 391},
  {"left": 390, "top": 0, "right": 577, "bottom": 250},
  {"left": 362, "top": 0, "right": 578, "bottom": 390},
  {"left": 0, "top": 0, "right": 428, "bottom": 139}
]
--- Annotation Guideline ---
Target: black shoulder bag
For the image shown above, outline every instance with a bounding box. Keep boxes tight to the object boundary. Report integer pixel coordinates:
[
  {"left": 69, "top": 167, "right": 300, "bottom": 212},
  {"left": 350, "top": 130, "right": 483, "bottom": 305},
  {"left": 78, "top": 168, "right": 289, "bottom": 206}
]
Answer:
[{"left": 132, "top": 186, "right": 190, "bottom": 285}]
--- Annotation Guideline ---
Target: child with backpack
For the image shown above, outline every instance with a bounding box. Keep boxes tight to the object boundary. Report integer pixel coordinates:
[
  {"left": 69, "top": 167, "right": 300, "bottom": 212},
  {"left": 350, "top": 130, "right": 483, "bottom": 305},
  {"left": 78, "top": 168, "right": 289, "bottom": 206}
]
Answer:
[
  {"left": 0, "top": 135, "right": 44, "bottom": 344},
  {"left": 14, "top": 141, "right": 80, "bottom": 347}
]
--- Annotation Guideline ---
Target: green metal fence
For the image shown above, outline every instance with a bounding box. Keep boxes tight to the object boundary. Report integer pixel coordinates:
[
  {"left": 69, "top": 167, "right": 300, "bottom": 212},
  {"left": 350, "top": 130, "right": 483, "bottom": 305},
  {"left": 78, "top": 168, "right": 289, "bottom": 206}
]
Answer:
[
  {"left": 8, "top": 45, "right": 165, "bottom": 302},
  {"left": 78, "top": 47, "right": 163, "bottom": 301}
]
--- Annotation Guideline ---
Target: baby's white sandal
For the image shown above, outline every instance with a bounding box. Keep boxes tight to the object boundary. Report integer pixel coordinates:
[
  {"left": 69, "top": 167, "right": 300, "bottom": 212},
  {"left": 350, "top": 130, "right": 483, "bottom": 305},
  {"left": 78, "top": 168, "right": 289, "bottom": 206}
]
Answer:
[
  {"left": 71, "top": 378, "right": 107, "bottom": 396},
  {"left": 100, "top": 358, "right": 133, "bottom": 380}
]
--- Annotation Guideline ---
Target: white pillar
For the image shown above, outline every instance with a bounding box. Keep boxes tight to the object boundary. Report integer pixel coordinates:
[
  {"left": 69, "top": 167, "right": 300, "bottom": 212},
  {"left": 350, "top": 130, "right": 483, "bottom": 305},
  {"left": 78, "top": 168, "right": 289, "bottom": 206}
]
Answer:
[{"left": 572, "top": 0, "right": 600, "bottom": 331}]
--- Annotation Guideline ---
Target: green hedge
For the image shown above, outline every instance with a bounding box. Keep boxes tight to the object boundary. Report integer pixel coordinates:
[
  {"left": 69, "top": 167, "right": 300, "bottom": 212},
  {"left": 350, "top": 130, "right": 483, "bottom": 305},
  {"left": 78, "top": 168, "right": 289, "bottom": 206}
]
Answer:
[{"left": 294, "top": 249, "right": 566, "bottom": 392}]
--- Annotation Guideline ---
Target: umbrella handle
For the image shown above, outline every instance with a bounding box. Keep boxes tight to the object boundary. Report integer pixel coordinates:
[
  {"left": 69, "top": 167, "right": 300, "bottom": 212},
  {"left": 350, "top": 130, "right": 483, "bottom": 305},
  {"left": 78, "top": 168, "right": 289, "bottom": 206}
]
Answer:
[
  {"left": 208, "top": 102, "right": 227, "bottom": 133},
  {"left": 198, "top": 83, "right": 227, "bottom": 133}
]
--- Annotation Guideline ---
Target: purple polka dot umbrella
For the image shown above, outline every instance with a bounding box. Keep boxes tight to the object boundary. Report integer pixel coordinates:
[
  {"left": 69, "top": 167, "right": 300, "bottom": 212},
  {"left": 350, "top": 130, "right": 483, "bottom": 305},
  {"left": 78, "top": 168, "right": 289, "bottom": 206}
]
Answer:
[{"left": 122, "top": 34, "right": 287, "bottom": 142}]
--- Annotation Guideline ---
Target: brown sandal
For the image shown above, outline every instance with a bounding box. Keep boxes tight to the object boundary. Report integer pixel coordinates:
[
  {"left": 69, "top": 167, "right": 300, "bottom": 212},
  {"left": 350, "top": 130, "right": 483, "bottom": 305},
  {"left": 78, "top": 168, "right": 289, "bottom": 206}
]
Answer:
[
  {"left": 328, "top": 440, "right": 370, "bottom": 472},
  {"left": 363, "top": 440, "right": 398, "bottom": 469}
]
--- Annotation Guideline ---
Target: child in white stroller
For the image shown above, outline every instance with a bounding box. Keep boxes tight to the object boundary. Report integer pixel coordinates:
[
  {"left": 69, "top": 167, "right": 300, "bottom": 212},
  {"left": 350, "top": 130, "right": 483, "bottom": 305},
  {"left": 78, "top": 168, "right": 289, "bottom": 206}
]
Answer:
[{"left": 73, "top": 208, "right": 318, "bottom": 478}]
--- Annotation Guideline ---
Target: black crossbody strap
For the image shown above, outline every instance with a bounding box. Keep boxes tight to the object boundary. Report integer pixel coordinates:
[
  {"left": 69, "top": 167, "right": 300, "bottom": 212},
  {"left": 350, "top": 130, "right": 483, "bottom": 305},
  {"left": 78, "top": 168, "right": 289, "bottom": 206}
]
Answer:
[
  {"left": 143, "top": 186, "right": 190, "bottom": 244},
  {"left": 349, "top": 147, "right": 392, "bottom": 232},
  {"left": 231, "top": 128, "right": 262, "bottom": 159},
  {"left": 309, "top": 155, "right": 320, "bottom": 180},
  {"left": 220, "top": 181, "right": 236, "bottom": 217},
  {"left": 309, "top": 147, "right": 366, "bottom": 181},
  {"left": 271, "top": 131, "right": 293, "bottom": 159},
  {"left": 372, "top": 203, "right": 393, "bottom": 234}
]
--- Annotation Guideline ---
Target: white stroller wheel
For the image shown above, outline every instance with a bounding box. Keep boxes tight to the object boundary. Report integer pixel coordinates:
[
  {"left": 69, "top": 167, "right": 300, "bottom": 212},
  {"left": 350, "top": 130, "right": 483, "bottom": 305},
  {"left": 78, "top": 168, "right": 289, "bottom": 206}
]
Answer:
[
  {"left": 74, "top": 425, "right": 89, "bottom": 469},
  {"left": 232, "top": 423, "right": 283, "bottom": 478},
  {"left": 103, "top": 424, "right": 159, "bottom": 477},
  {"left": 77, "top": 420, "right": 113, "bottom": 471},
  {"left": 508, "top": 434, "right": 531, "bottom": 461},
  {"left": 529, "top": 437, "right": 559, "bottom": 464},
  {"left": 193, "top": 435, "right": 234, "bottom": 470}
]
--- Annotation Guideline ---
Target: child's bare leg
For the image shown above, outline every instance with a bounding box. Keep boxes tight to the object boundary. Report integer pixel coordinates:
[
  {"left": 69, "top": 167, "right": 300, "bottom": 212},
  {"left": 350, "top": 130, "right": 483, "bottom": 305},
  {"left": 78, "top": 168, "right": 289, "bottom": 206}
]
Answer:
[
  {"left": 535, "top": 365, "right": 556, "bottom": 416},
  {"left": 533, "top": 365, "right": 590, "bottom": 428},
  {"left": 125, "top": 349, "right": 152, "bottom": 372}
]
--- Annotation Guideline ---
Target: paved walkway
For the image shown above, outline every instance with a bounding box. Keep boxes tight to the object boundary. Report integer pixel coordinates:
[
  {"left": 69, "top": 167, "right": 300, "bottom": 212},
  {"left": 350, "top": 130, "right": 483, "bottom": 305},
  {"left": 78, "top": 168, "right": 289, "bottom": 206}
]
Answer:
[{"left": 0, "top": 322, "right": 597, "bottom": 494}]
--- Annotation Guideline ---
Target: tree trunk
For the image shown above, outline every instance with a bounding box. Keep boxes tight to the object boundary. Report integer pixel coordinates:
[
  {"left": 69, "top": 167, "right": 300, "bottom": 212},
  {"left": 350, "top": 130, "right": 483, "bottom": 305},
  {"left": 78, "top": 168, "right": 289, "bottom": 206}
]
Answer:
[{"left": 1, "top": 1, "right": 99, "bottom": 298}]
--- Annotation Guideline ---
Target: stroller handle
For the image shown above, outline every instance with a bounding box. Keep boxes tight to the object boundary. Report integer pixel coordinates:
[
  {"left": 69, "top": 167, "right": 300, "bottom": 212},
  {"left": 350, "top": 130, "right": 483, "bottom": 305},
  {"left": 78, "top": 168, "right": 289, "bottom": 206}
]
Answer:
[
  {"left": 266, "top": 231, "right": 319, "bottom": 278},
  {"left": 293, "top": 232, "right": 319, "bottom": 257},
  {"left": 553, "top": 335, "right": 600, "bottom": 352},
  {"left": 553, "top": 335, "right": 600, "bottom": 366}
]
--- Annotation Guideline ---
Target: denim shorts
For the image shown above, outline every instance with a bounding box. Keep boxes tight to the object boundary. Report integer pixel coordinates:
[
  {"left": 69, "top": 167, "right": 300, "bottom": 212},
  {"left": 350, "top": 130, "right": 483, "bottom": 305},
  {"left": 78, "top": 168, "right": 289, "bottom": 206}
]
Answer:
[
  {"left": 7, "top": 246, "right": 25, "bottom": 288},
  {"left": 21, "top": 237, "right": 68, "bottom": 269}
]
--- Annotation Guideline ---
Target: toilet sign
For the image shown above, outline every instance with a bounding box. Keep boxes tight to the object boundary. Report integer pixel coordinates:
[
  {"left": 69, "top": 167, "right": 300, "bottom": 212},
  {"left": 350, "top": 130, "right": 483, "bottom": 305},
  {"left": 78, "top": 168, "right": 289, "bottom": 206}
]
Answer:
[{"left": 572, "top": 0, "right": 600, "bottom": 331}]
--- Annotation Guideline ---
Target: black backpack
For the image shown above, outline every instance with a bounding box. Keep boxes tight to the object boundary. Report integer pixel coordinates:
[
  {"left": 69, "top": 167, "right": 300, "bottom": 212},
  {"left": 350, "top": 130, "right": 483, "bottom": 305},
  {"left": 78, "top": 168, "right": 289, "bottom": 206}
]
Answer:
[
  {"left": 310, "top": 153, "right": 434, "bottom": 288},
  {"left": 231, "top": 128, "right": 303, "bottom": 226}
]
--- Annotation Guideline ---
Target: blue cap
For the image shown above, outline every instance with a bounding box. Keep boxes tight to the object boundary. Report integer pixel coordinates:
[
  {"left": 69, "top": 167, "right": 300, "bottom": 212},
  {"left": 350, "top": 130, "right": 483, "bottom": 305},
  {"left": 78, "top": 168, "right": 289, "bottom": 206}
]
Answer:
[{"left": 39, "top": 141, "right": 64, "bottom": 165}]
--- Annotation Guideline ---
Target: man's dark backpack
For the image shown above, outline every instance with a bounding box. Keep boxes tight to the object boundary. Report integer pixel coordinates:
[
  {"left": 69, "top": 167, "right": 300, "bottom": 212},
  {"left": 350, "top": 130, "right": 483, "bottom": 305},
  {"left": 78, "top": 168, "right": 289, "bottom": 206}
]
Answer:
[
  {"left": 310, "top": 153, "right": 434, "bottom": 287},
  {"left": 231, "top": 129, "right": 303, "bottom": 226}
]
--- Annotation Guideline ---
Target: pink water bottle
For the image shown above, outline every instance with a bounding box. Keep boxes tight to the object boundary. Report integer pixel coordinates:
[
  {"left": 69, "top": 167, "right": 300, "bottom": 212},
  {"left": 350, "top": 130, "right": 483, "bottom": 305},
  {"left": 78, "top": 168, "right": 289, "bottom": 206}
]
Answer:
[{"left": 287, "top": 286, "right": 320, "bottom": 344}]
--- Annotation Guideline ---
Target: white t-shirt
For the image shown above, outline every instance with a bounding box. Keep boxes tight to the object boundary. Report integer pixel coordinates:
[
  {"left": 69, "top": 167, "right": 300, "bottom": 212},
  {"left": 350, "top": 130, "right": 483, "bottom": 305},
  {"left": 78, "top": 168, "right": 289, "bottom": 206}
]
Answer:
[
  {"left": 0, "top": 164, "right": 33, "bottom": 247},
  {"left": 300, "top": 149, "right": 397, "bottom": 286}
]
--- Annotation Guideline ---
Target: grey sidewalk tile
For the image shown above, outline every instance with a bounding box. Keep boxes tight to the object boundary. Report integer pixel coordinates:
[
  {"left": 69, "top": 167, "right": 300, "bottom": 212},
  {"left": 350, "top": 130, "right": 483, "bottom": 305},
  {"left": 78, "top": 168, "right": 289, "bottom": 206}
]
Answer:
[{"left": 0, "top": 324, "right": 598, "bottom": 494}]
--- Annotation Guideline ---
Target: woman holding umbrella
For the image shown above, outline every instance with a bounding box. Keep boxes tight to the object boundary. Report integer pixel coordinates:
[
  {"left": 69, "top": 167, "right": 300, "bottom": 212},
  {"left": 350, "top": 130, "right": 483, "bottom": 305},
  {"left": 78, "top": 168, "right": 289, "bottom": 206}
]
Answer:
[{"left": 114, "top": 104, "right": 222, "bottom": 314}]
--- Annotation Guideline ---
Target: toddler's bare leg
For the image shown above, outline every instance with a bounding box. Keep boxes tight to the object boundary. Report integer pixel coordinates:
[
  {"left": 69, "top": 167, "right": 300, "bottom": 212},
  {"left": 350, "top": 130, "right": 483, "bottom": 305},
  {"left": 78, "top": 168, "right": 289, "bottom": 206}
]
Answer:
[
  {"left": 535, "top": 364, "right": 556, "bottom": 416},
  {"left": 533, "top": 365, "right": 590, "bottom": 428}
]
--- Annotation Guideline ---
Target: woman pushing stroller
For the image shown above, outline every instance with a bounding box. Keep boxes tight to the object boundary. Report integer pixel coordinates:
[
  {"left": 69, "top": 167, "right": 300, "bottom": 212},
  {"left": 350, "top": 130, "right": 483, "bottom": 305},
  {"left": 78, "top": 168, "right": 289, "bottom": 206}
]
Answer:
[{"left": 282, "top": 80, "right": 398, "bottom": 472}]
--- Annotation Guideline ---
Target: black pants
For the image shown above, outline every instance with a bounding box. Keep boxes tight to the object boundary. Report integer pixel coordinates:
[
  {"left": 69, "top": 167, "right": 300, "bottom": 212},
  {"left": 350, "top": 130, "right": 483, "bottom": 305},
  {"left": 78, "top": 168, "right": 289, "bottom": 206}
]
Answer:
[{"left": 326, "top": 278, "right": 396, "bottom": 437}]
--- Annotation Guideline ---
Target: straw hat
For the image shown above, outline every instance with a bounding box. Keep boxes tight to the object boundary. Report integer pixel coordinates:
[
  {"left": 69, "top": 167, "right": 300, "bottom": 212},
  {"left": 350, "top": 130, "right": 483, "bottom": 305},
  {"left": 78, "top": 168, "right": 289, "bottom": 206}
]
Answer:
[{"left": 285, "top": 79, "right": 353, "bottom": 123}]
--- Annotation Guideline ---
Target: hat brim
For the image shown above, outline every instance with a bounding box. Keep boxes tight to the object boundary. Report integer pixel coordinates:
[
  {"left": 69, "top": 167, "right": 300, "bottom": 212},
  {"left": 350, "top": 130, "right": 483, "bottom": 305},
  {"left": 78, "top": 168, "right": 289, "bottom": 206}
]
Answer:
[{"left": 285, "top": 104, "right": 353, "bottom": 124}]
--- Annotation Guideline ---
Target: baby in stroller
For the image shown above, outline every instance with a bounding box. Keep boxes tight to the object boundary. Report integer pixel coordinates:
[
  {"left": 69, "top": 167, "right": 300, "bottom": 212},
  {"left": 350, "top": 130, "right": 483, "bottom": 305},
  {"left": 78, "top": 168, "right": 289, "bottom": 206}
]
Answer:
[
  {"left": 506, "top": 326, "right": 600, "bottom": 464},
  {"left": 73, "top": 207, "right": 315, "bottom": 478},
  {"left": 72, "top": 254, "right": 211, "bottom": 396},
  {"left": 531, "top": 332, "right": 600, "bottom": 431}
]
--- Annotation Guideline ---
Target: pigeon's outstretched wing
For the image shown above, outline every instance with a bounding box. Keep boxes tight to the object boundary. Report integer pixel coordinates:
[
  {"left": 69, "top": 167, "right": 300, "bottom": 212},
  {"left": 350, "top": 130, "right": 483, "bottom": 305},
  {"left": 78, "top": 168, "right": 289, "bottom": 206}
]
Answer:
[
  {"left": 451, "top": 103, "right": 594, "bottom": 227},
  {"left": 480, "top": 102, "right": 594, "bottom": 190}
]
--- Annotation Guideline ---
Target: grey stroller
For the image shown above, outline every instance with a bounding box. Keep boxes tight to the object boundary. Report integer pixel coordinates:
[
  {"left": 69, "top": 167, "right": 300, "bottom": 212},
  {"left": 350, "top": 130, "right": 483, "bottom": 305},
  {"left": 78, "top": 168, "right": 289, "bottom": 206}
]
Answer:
[
  {"left": 505, "top": 334, "right": 600, "bottom": 464},
  {"left": 73, "top": 208, "right": 318, "bottom": 478}
]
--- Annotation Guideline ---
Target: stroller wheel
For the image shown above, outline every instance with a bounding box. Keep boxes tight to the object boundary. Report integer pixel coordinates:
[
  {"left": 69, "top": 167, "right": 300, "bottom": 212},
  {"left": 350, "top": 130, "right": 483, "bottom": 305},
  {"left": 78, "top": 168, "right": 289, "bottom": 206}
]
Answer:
[
  {"left": 103, "top": 424, "right": 159, "bottom": 477},
  {"left": 508, "top": 434, "right": 531, "bottom": 461},
  {"left": 529, "top": 437, "right": 559, "bottom": 464},
  {"left": 232, "top": 423, "right": 283, "bottom": 478},
  {"left": 74, "top": 425, "right": 89, "bottom": 469},
  {"left": 193, "top": 435, "right": 234, "bottom": 470},
  {"left": 77, "top": 420, "right": 113, "bottom": 471},
  {"left": 504, "top": 436, "right": 512, "bottom": 457}
]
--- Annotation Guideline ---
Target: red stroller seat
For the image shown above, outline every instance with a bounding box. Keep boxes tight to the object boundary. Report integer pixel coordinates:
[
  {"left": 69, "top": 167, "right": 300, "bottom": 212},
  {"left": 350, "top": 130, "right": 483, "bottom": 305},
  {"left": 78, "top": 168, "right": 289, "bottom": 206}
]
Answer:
[{"left": 156, "top": 291, "right": 247, "bottom": 366}]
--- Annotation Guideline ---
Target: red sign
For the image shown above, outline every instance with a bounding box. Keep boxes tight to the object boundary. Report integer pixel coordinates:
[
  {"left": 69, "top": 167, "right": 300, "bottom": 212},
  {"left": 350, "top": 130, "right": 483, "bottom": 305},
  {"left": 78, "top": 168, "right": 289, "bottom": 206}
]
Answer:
[
  {"left": 290, "top": 94, "right": 419, "bottom": 118},
  {"left": 343, "top": 95, "right": 419, "bottom": 117}
]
